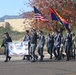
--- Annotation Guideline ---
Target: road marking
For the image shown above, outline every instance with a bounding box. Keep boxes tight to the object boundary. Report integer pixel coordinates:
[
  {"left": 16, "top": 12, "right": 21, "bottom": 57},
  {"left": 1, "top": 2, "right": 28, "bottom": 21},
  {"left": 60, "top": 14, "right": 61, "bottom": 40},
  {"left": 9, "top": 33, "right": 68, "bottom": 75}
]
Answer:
[{"left": 65, "top": 74, "right": 76, "bottom": 75}]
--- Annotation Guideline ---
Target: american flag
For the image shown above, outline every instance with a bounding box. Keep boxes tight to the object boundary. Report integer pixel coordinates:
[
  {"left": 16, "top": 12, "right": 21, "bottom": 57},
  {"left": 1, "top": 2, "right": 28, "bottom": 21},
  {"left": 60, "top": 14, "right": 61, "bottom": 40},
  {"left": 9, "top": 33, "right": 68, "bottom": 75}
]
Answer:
[{"left": 34, "top": 6, "right": 48, "bottom": 22}]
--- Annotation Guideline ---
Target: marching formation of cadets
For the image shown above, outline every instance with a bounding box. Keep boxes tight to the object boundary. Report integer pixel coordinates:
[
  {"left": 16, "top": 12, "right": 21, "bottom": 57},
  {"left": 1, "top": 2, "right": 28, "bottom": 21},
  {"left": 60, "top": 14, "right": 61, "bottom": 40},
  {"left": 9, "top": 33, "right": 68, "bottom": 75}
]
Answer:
[{"left": 1, "top": 29, "right": 76, "bottom": 62}]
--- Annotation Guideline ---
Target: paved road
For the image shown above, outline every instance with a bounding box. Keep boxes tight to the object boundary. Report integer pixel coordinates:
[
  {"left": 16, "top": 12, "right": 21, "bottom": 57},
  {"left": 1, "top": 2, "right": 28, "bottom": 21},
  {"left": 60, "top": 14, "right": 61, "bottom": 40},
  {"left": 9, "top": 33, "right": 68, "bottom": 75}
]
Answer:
[{"left": 0, "top": 55, "right": 76, "bottom": 75}]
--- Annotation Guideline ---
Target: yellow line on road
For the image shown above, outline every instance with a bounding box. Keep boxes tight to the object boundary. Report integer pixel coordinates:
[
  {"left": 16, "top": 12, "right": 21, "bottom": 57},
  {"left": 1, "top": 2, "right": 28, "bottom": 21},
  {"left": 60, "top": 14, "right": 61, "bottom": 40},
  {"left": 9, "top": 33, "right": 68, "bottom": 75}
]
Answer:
[{"left": 65, "top": 74, "right": 76, "bottom": 75}]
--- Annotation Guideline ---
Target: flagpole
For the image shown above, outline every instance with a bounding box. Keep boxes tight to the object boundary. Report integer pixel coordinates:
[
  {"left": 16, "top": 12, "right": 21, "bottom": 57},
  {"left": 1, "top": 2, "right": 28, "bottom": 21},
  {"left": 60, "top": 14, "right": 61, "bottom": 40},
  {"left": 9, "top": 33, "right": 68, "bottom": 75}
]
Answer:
[
  {"left": 36, "top": 19, "right": 38, "bottom": 30},
  {"left": 56, "top": 21, "right": 58, "bottom": 29}
]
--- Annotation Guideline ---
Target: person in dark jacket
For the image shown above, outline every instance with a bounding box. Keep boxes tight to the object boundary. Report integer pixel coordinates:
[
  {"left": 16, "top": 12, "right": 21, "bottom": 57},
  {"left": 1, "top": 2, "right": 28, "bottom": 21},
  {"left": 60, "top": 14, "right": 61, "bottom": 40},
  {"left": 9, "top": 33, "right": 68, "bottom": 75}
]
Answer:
[
  {"left": 53, "top": 31, "right": 61, "bottom": 60},
  {"left": 65, "top": 30, "right": 72, "bottom": 61},
  {"left": 23, "top": 30, "right": 32, "bottom": 60},
  {"left": 46, "top": 33, "right": 54, "bottom": 59},
  {"left": 30, "top": 29, "right": 38, "bottom": 62},
  {"left": 1, "top": 32, "right": 12, "bottom": 62}
]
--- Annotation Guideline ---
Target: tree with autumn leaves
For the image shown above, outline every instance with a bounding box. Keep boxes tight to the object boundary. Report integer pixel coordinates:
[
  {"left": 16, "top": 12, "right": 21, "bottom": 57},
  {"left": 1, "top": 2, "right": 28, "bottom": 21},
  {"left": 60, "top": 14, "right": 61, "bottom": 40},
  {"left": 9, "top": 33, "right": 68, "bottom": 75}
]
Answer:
[{"left": 23, "top": 0, "right": 76, "bottom": 31}]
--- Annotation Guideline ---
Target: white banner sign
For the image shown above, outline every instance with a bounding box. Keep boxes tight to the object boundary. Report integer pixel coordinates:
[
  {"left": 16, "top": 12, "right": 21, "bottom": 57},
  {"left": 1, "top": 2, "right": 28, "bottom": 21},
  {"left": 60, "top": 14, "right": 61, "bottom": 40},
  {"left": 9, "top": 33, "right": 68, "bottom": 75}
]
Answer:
[{"left": 8, "top": 41, "right": 29, "bottom": 56}]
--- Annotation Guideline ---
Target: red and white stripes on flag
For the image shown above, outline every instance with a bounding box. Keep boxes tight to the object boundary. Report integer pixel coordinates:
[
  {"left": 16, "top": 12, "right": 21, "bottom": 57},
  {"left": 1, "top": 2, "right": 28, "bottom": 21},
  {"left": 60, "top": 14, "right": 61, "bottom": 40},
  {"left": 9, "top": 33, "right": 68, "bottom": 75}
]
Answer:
[{"left": 34, "top": 6, "right": 48, "bottom": 22}]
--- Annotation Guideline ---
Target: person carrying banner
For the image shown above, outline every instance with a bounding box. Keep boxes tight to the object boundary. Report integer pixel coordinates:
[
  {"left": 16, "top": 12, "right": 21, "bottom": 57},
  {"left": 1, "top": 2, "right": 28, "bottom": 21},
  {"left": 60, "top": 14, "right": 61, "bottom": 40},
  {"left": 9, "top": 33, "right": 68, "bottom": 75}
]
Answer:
[
  {"left": 38, "top": 31, "right": 45, "bottom": 61},
  {"left": 1, "top": 32, "right": 12, "bottom": 62},
  {"left": 23, "top": 30, "right": 32, "bottom": 60},
  {"left": 30, "top": 29, "right": 38, "bottom": 62}
]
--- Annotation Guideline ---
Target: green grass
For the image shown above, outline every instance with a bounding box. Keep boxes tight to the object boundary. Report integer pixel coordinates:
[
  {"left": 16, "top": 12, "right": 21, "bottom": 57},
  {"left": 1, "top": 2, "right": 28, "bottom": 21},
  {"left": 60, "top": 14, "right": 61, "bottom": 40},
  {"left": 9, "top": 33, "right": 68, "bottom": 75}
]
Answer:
[
  {"left": 0, "top": 39, "right": 2, "bottom": 45},
  {"left": 0, "top": 39, "right": 4, "bottom": 54}
]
